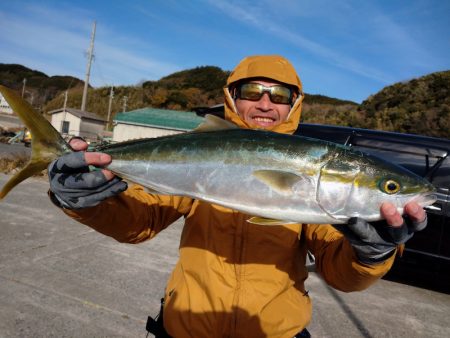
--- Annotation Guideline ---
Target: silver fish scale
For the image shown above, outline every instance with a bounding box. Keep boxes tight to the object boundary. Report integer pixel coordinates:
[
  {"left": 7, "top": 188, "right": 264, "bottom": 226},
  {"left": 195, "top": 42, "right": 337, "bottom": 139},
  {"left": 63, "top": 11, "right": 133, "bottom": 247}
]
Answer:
[{"left": 103, "top": 129, "right": 435, "bottom": 224}]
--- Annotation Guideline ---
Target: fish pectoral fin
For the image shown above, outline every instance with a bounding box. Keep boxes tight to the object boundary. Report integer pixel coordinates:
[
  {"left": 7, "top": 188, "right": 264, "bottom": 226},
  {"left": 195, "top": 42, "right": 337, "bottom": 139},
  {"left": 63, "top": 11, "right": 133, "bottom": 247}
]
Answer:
[
  {"left": 193, "top": 114, "right": 239, "bottom": 132},
  {"left": 247, "top": 217, "right": 296, "bottom": 226},
  {"left": 252, "top": 169, "right": 307, "bottom": 194}
]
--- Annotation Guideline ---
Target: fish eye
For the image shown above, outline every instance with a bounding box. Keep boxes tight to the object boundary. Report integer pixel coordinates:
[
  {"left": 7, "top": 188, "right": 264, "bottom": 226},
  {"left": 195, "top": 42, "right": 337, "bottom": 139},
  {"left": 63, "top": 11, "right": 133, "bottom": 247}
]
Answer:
[{"left": 381, "top": 179, "right": 401, "bottom": 194}]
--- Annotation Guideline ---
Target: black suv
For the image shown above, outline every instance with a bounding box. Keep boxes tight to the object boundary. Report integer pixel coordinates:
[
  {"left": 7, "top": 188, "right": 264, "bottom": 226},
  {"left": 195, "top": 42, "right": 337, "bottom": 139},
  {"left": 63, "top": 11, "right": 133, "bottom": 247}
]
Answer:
[
  {"left": 296, "top": 123, "right": 450, "bottom": 293},
  {"left": 196, "top": 106, "right": 450, "bottom": 293}
]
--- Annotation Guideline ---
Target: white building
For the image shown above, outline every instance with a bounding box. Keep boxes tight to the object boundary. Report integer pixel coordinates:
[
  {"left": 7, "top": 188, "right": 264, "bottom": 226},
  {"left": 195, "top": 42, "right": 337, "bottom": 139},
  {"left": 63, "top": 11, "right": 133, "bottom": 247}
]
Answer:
[
  {"left": 113, "top": 107, "right": 204, "bottom": 142},
  {"left": 0, "top": 92, "right": 13, "bottom": 114},
  {"left": 47, "top": 108, "right": 107, "bottom": 141}
]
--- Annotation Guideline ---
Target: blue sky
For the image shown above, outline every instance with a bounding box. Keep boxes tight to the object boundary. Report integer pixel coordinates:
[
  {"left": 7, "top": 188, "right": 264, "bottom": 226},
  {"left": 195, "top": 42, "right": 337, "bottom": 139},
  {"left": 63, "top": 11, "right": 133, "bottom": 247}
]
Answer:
[{"left": 0, "top": 0, "right": 449, "bottom": 103}]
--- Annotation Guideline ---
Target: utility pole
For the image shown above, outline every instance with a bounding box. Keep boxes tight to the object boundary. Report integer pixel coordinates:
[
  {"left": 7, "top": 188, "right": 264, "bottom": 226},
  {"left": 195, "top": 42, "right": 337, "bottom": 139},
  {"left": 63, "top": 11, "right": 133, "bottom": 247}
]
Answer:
[
  {"left": 122, "top": 96, "right": 128, "bottom": 113},
  {"left": 21, "top": 78, "right": 27, "bottom": 98},
  {"left": 62, "top": 90, "right": 68, "bottom": 133},
  {"left": 81, "top": 21, "right": 96, "bottom": 112},
  {"left": 63, "top": 90, "right": 68, "bottom": 111},
  {"left": 106, "top": 86, "right": 114, "bottom": 130}
]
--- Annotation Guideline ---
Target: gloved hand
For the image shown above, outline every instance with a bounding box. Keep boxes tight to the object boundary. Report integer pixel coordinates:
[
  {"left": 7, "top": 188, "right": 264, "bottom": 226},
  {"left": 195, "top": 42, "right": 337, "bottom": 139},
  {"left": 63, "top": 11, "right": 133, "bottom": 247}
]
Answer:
[
  {"left": 334, "top": 202, "right": 427, "bottom": 264},
  {"left": 48, "top": 138, "right": 128, "bottom": 209}
]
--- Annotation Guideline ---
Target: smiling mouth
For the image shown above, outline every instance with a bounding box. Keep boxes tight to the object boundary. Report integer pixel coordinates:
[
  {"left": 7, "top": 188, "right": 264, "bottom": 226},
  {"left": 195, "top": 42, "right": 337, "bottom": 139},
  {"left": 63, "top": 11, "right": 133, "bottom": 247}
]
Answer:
[{"left": 253, "top": 116, "right": 276, "bottom": 123}]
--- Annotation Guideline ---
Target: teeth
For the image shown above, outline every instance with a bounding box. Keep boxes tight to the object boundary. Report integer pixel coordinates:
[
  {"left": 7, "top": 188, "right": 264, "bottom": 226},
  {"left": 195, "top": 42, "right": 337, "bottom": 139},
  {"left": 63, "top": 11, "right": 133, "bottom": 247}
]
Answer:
[{"left": 254, "top": 117, "right": 274, "bottom": 123}]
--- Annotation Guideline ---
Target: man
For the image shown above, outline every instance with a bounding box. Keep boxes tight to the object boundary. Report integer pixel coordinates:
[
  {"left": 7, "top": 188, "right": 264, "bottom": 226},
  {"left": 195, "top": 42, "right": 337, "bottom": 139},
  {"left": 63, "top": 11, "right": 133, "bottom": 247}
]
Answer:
[{"left": 48, "top": 55, "right": 426, "bottom": 337}]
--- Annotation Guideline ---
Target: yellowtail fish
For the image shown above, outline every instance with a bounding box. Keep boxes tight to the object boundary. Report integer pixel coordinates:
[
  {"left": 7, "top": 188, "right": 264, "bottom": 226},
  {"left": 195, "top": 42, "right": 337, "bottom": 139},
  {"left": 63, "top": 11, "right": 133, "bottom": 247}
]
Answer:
[{"left": 0, "top": 85, "right": 436, "bottom": 225}]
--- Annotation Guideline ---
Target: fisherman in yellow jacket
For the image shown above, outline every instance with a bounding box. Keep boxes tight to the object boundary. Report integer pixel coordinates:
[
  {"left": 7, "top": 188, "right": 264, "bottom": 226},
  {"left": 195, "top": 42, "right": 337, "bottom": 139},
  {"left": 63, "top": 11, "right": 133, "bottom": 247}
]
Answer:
[{"left": 47, "top": 55, "right": 427, "bottom": 338}]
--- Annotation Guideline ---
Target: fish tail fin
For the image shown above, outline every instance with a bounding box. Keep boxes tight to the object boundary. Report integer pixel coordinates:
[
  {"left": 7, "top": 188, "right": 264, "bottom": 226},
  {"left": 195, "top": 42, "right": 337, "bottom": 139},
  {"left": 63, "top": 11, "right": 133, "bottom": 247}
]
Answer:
[{"left": 0, "top": 85, "right": 71, "bottom": 199}]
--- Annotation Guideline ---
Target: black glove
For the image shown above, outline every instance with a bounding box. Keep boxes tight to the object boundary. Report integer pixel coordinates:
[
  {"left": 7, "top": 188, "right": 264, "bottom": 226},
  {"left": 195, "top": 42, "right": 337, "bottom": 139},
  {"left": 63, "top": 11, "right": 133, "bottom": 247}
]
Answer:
[
  {"left": 48, "top": 151, "right": 128, "bottom": 209},
  {"left": 334, "top": 215, "right": 427, "bottom": 264}
]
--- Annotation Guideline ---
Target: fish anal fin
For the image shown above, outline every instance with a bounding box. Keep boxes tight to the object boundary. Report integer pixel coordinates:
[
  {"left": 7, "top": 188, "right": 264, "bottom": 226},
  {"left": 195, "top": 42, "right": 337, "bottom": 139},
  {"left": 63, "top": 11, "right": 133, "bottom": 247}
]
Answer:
[
  {"left": 247, "top": 217, "right": 296, "bottom": 226},
  {"left": 111, "top": 171, "right": 170, "bottom": 195},
  {"left": 140, "top": 185, "right": 162, "bottom": 195},
  {"left": 253, "top": 169, "right": 307, "bottom": 195},
  {"left": 0, "top": 160, "right": 48, "bottom": 199},
  {"left": 193, "top": 114, "right": 239, "bottom": 132}
]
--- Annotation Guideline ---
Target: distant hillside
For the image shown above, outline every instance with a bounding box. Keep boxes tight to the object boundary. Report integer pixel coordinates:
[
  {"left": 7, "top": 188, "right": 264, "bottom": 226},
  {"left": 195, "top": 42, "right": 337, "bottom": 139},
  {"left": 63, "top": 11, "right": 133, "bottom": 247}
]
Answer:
[
  {"left": 43, "top": 66, "right": 357, "bottom": 120},
  {"left": 2, "top": 63, "right": 448, "bottom": 138},
  {"left": 359, "top": 70, "right": 450, "bottom": 138},
  {"left": 0, "top": 64, "right": 84, "bottom": 108},
  {"left": 43, "top": 66, "right": 231, "bottom": 116},
  {"left": 304, "top": 94, "right": 357, "bottom": 106},
  {"left": 301, "top": 70, "right": 450, "bottom": 138},
  {"left": 301, "top": 93, "right": 359, "bottom": 126},
  {"left": 141, "top": 66, "right": 229, "bottom": 109}
]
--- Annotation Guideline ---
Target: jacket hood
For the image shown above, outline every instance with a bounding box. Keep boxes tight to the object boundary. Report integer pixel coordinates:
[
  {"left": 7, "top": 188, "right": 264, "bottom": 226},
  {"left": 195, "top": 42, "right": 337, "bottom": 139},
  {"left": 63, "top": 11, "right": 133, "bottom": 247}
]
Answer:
[{"left": 223, "top": 55, "right": 304, "bottom": 134}]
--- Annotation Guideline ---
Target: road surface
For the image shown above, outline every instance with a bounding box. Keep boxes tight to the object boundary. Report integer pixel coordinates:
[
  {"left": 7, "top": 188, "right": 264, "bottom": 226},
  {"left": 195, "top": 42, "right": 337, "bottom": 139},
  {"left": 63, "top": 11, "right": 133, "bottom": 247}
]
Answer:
[{"left": 0, "top": 113, "right": 24, "bottom": 129}]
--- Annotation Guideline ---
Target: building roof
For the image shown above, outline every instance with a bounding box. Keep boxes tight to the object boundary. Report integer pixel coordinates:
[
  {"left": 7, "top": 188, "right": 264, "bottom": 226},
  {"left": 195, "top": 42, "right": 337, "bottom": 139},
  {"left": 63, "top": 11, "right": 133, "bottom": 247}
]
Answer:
[
  {"left": 0, "top": 93, "right": 12, "bottom": 108},
  {"left": 113, "top": 107, "right": 204, "bottom": 131},
  {"left": 47, "top": 108, "right": 107, "bottom": 122}
]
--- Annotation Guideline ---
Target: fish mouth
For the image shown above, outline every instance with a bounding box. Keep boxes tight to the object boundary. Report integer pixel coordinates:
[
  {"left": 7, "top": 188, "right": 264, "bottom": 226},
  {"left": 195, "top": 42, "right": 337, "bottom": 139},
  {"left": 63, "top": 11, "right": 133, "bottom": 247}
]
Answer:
[{"left": 410, "top": 193, "right": 437, "bottom": 208}]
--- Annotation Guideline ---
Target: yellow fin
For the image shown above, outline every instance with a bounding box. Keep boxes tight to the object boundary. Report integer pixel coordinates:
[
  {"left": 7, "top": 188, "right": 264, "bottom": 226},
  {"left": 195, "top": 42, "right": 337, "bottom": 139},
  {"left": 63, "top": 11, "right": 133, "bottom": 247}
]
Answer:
[
  {"left": 253, "top": 169, "right": 307, "bottom": 195},
  {"left": 0, "top": 160, "right": 48, "bottom": 199},
  {"left": 0, "top": 85, "right": 70, "bottom": 199},
  {"left": 247, "top": 217, "right": 296, "bottom": 226},
  {"left": 193, "top": 114, "right": 238, "bottom": 132}
]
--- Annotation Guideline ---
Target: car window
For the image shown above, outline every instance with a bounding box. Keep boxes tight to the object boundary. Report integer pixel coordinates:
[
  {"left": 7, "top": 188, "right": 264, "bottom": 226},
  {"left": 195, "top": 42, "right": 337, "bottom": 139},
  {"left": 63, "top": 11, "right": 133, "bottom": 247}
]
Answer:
[{"left": 296, "top": 124, "right": 450, "bottom": 189}]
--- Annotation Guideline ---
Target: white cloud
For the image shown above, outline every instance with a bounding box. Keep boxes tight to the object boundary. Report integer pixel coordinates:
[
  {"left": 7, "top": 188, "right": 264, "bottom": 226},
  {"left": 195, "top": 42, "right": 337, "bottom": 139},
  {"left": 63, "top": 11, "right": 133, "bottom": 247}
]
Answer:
[
  {"left": 0, "top": 4, "right": 180, "bottom": 87},
  {"left": 206, "top": 0, "right": 394, "bottom": 83},
  {"left": 93, "top": 41, "right": 181, "bottom": 86},
  {"left": 206, "top": 0, "right": 449, "bottom": 83}
]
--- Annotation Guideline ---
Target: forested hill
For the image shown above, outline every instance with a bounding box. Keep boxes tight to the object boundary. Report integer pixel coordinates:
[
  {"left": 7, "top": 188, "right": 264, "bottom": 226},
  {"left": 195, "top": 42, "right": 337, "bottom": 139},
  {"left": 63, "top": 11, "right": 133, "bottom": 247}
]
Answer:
[
  {"left": 300, "top": 70, "right": 450, "bottom": 138},
  {"left": 0, "top": 64, "right": 85, "bottom": 108},
  {"left": 40, "top": 65, "right": 358, "bottom": 119},
  {"left": 358, "top": 70, "right": 450, "bottom": 138},
  {"left": 0, "top": 63, "right": 448, "bottom": 138}
]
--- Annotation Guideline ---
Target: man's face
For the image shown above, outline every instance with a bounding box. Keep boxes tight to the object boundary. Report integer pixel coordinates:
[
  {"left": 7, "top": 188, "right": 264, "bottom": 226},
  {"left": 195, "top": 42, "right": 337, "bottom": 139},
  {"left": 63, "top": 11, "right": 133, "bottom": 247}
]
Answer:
[{"left": 234, "top": 79, "right": 293, "bottom": 129}]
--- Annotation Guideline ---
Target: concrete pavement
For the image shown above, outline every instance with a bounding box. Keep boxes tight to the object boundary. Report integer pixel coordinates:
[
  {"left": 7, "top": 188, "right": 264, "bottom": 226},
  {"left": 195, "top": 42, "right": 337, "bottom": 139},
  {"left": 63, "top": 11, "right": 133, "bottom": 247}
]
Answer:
[{"left": 0, "top": 174, "right": 449, "bottom": 337}]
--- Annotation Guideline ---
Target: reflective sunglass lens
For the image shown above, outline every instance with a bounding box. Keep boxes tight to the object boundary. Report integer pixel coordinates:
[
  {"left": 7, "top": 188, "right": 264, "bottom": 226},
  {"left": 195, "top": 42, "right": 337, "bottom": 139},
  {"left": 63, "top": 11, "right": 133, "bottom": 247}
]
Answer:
[
  {"left": 239, "top": 83, "right": 291, "bottom": 104},
  {"left": 269, "top": 86, "right": 291, "bottom": 104},
  {"left": 241, "top": 84, "right": 264, "bottom": 100}
]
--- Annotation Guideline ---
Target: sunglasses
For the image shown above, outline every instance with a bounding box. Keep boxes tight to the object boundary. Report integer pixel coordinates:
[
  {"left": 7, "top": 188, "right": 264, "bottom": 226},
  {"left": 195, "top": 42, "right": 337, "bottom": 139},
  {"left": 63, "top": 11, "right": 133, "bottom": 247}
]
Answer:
[{"left": 236, "top": 83, "right": 295, "bottom": 105}]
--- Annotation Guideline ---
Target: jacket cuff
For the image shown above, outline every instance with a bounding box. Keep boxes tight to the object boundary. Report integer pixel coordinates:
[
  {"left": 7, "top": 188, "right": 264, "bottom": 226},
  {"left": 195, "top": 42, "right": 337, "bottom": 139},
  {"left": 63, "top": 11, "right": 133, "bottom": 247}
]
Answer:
[
  {"left": 48, "top": 190, "right": 70, "bottom": 209},
  {"left": 355, "top": 247, "right": 397, "bottom": 265}
]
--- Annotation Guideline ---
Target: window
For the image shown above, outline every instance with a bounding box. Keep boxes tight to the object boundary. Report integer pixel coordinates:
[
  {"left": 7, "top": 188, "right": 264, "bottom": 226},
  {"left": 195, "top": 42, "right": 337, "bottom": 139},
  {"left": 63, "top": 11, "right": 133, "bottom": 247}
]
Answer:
[{"left": 61, "top": 121, "right": 69, "bottom": 134}]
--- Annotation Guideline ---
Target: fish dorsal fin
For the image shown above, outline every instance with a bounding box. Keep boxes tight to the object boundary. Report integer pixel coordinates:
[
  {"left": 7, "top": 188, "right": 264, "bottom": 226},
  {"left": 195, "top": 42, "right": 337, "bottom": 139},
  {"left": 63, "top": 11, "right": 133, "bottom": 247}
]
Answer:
[
  {"left": 194, "top": 114, "right": 239, "bottom": 132},
  {"left": 247, "top": 217, "right": 296, "bottom": 226},
  {"left": 253, "top": 169, "right": 308, "bottom": 195}
]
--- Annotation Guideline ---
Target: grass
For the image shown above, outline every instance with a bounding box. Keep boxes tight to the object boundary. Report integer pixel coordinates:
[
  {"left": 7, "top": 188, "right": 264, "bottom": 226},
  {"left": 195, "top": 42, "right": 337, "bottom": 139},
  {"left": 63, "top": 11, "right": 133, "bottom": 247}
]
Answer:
[
  {"left": 0, "top": 154, "right": 48, "bottom": 178},
  {"left": 0, "top": 154, "right": 29, "bottom": 174},
  {"left": 0, "top": 153, "right": 48, "bottom": 178}
]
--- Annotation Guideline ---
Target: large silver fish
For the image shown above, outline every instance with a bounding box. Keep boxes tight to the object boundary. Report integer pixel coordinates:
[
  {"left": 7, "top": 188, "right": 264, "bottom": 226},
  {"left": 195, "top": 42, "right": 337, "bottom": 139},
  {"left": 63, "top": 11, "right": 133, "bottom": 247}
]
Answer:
[{"left": 0, "top": 85, "right": 436, "bottom": 225}]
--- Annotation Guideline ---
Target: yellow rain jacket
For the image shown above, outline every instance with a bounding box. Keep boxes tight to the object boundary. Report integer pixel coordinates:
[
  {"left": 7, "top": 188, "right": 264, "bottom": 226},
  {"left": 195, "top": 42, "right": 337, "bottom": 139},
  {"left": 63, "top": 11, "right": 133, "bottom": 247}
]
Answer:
[{"left": 63, "top": 55, "right": 395, "bottom": 338}]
